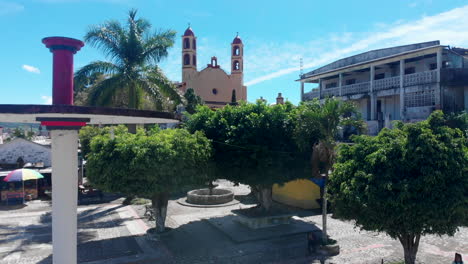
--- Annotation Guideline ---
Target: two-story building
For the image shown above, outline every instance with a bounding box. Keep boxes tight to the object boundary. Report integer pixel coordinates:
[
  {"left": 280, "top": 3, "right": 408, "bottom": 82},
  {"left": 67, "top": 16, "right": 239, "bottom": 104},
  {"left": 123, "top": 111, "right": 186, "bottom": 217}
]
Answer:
[{"left": 297, "top": 41, "right": 468, "bottom": 134}]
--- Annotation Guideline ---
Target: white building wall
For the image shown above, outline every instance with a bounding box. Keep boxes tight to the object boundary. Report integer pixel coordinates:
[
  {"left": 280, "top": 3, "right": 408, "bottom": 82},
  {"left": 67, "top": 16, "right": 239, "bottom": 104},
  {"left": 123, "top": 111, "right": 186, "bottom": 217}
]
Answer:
[
  {"left": 380, "top": 95, "right": 400, "bottom": 121},
  {"left": 0, "top": 138, "right": 51, "bottom": 166},
  {"left": 356, "top": 98, "right": 369, "bottom": 120}
]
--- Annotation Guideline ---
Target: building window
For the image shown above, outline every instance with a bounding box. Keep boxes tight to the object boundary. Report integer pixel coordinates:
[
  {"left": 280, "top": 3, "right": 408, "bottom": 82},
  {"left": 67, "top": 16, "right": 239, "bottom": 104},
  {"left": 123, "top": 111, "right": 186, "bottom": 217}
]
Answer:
[
  {"left": 233, "top": 46, "right": 240, "bottom": 56},
  {"left": 193, "top": 55, "right": 196, "bottom": 66},
  {"left": 429, "top": 63, "right": 437, "bottom": 70},
  {"left": 184, "top": 54, "right": 190, "bottom": 65},
  {"left": 345, "top": 79, "right": 356, "bottom": 85},
  {"left": 325, "top": 82, "right": 337, "bottom": 89},
  {"left": 184, "top": 38, "right": 190, "bottom": 49},
  {"left": 212, "top": 88, "right": 218, "bottom": 95},
  {"left": 211, "top": 57, "right": 218, "bottom": 67},
  {"left": 233, "top": 60, "right": 240, "bottom": 70},
  {"left": 374, "top": 73, "right": 385, "bottom": 80},
  {"left": 193, "top": 39, "right": 196, "bottom": 49},
  {"left": 405, "top": 67, "right": 415, "bottom": 75}
]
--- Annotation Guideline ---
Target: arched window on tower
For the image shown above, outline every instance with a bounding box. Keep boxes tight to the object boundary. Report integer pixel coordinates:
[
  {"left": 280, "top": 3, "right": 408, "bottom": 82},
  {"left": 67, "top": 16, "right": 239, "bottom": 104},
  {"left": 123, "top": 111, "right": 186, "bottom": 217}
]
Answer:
[
  {"left": 233, "top": 60, "right": 240, "bottom": 70},
  {"left": 193, "top": 39, "right": 196, "bottom": 49},
  {"left": 184, "top": 54, "right": 190, "bottom": 65},
  {"left": 192, "top": 55, "right": 196, "bottom": 66},
  {"left": 211, "top": 57, "right": 217, "bottom": 67},
  {"left": 233, "top": 46, "right": 240, "bottom": 56},
  {"left": 184, "top": 38, "right": 190, "bottom": 49}
]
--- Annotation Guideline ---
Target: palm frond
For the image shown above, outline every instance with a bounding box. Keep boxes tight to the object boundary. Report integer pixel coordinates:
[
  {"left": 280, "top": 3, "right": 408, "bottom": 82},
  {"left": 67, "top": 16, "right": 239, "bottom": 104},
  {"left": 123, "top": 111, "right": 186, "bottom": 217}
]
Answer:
[
  {"left": 142, "top": 30, "right": 176, "bottom": 64},
  {"left": 75, "top": 61, "right": 120, "bottom": 78},
  {"left": 84, "top": 21, "right": 126, "bottom": 64},
  {"left": 87, "top": 75, "right": 126, "bottom": 107},
  {"left": 145, "top": 66, "right": 182, "bottom": 104},
  {"left": 74, "top": 61, "right": 120, "bottom": 94}
]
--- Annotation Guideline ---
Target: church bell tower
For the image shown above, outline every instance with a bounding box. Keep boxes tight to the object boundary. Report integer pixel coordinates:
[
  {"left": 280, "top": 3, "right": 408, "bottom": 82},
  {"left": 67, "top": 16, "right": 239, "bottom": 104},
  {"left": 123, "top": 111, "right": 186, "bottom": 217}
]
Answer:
[{"left": 182, "top": 26, "right": 197, "bottom": 84}]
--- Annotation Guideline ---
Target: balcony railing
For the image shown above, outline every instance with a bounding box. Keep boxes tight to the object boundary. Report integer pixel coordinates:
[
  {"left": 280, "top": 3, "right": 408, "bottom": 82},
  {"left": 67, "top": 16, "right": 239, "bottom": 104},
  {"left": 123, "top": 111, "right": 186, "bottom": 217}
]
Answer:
[
  {"left": 342, "top": 82, "right": 370, "bottom": 96},
  {"left": 404, "top": 70, "right": 437, "bottom": 86},
  {"left": 374, "top": 76, "right": 400, "bottom": 91},
  {"left": 303, "top": 90, "right": 319, "bottom": 100},
  {"left": 322, "top": 87, "right": 340, "bottom": 97},
  {"left": 303, "top": 70, "right": 439, "bottom": 101}
]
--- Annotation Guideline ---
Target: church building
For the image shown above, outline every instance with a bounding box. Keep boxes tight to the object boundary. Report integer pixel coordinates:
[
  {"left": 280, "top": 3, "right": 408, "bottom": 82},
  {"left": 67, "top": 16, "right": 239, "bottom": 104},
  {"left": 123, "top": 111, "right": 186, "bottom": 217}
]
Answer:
[{"left": 178, "top": 26, "right": 247, "bottom": 108}]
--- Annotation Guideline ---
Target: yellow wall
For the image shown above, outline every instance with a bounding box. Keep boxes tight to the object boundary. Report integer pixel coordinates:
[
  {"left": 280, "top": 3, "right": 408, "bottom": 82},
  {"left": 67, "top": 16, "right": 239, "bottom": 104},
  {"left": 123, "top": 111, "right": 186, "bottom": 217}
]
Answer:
[{"left": 272, "top": 179, "right": 321, "bottom": 209}]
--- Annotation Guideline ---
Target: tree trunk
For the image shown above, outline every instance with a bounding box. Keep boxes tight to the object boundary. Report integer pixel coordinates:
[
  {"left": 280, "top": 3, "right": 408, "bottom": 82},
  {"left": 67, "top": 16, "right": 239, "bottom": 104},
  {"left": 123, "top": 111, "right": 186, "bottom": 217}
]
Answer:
[
  {"left": 321, "top": 182, "right": 328, "bottom": 244},
  {"left": 151, "top": 192, "right": 169, "bottom": 233},
  {"left": 126, "top": 84, "right": 137, "bottom": 134},
  {"left": 398, "top": 234, "right": 421, "bottom": 264},
  {"left": 254, "top": 186, "right": 273, "bottom": 212},
  {"left": 127, "top": 124, "right": 137, "bottom": 134}
]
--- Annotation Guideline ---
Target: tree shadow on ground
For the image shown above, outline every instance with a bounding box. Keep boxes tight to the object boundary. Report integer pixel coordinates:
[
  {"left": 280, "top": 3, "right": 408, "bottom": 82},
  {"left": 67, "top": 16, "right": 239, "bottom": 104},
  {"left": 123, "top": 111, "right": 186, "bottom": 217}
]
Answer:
[
  {"left": 0, "top": 204, "right": 129, "bottom": 261},
  {"left": 36, "top": 234, "right": 146, "bottom": 264},
  {"left": 156, "top": 214, "right": 333, "bottom": 264},
  {"left": 0, "top": 203, "right": 27, "bottom": 210}
]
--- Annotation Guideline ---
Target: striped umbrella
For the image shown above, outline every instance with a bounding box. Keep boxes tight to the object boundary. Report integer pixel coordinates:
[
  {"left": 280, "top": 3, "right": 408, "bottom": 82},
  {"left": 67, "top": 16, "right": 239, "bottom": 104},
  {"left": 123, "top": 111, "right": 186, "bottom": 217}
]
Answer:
[
  {"left": 3, "top": 169, "right": 44, "bottom": 182},
  {"left": 3, "top": 169, "right": 44, "bottom": 204}
]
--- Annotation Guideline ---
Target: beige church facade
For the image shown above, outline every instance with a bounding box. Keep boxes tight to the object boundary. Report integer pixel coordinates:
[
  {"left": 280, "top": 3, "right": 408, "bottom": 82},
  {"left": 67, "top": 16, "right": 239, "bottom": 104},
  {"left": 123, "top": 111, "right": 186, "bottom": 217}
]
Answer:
[{"left": 178, "top": 27, "right": 247, "bottom": 108}]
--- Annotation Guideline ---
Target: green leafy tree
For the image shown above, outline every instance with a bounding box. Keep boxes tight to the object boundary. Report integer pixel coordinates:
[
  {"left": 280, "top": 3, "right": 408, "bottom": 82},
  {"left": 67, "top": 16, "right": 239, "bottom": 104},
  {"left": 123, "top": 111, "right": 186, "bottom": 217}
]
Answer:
[
  {"left": 74, "top": 9, "right": 181, "bottom": 111},
  {"left": 329, "top": 111, "right": 468, "bottom": 264},
  {"left": 186, "top": 101, "right": 311, "bottom": 211},
  {"left": 79, "top": 125, "right": 128, "bottom": 159},
  {"left": 86, "top": 128, "right": 212, "bottom": 232},
  {"left": 294, "top": 98, "right": 365, "bottom": 243},
  {"left": 446, "top": 111, "right": 468, "bottom": 137},
  {"left": 183, "top": 88, "right": 203, "bottom": 114},
  {"left": 12, "top": 127, "right": 34, "bottom": 140}
]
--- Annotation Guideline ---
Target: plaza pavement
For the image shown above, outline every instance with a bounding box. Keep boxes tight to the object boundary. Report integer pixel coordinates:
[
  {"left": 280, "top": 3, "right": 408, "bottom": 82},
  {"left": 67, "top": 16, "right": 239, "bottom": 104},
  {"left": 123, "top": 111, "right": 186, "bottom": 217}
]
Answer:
[{"left": 0, "top": 180, "right": 466, "bottom": 263}]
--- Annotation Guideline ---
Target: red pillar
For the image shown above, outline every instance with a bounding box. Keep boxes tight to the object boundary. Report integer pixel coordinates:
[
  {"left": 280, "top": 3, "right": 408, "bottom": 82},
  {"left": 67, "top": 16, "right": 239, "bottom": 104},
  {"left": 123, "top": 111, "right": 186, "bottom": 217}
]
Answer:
[{"left": 42, "top": 37, "right": 84, "bottom": 105}]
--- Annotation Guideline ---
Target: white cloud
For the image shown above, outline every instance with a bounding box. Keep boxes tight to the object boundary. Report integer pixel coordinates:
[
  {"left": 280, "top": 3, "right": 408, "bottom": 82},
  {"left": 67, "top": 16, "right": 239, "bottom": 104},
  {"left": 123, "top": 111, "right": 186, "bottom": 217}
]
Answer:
[
  {"left": 41, "top": 96, "right": 52, "bottom": 105},
  {"left": 22, "top": 65, "right": 41, "bottom": 74},
  {"left": 159, "top": 5, "right": 468, "bottom": 88},
  {"left": 243, "top": 5, "right": 468, "bottom": 86},
  {"left": 0, "top": 1, "right": 24, "bottom": 15}
]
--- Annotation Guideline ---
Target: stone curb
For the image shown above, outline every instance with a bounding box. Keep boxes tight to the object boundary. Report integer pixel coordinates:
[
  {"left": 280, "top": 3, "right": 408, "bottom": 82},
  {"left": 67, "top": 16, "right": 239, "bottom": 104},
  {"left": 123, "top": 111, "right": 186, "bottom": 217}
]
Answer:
[{"left": 175, "top": 197, "right": 240, "bottom": 208}]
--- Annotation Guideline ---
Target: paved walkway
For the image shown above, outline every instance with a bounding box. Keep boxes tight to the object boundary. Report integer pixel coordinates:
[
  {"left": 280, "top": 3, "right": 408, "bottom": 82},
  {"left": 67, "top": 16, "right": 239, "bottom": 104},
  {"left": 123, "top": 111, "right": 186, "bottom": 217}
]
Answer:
[
  {"left": 0, "top": 180, "right": 466, "bottom": 263},
  {"left": 0, "top": 200, "right": 169, "bottom": 264}
]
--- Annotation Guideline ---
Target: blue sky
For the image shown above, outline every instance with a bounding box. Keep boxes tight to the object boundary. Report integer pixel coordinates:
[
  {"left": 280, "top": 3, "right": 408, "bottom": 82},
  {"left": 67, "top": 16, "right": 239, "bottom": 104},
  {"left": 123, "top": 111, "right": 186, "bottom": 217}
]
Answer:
[{"left": 1, "top": 0, "right": 468, "bottom": 105}]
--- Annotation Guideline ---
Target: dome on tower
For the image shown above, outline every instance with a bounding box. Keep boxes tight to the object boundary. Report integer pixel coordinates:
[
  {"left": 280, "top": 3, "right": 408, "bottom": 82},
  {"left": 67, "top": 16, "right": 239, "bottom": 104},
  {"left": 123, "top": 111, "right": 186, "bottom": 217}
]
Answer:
[
  {"left": 232, "top": 34, "right": 242, "bottom": 44},
  {"left": 184, "top": 27, "right": 194, "bottom": 36}
]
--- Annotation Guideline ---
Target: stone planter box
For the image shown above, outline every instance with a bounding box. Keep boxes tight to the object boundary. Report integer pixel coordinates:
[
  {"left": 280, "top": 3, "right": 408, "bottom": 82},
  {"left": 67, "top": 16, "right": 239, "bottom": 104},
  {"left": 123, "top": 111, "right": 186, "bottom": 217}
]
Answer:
[{"left": 234, "top": 213, "right": 294, "bottom": 229}]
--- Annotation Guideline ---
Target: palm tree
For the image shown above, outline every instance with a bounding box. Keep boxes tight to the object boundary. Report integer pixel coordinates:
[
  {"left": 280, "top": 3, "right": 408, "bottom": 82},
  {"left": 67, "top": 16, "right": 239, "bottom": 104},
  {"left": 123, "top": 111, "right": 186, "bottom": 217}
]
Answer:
[
  {"left": 74, "top": 9, "right": 181, "bottom": 111},
  {"left": 295, "top": 97, "right": 364, "bottom": 244}
]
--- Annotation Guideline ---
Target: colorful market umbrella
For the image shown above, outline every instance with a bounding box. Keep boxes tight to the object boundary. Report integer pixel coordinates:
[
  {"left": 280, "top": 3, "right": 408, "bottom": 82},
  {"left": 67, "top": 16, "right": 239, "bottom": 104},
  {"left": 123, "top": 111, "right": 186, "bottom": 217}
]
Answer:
[
  {"left": 3, "top": 169, "right": 44, "bottom": 204},
  {"left": 3, "top": 169, "right": 44, "bottom": 182}
]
